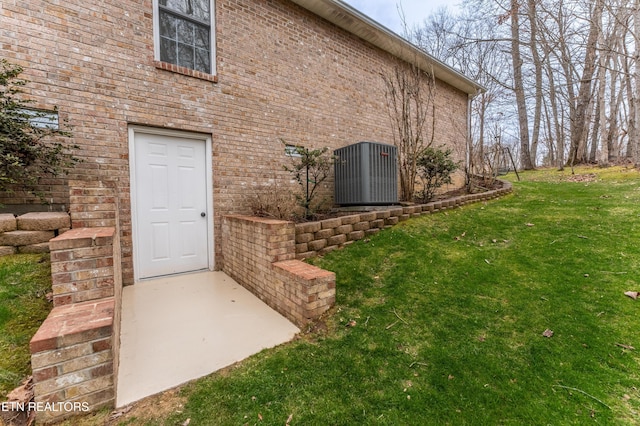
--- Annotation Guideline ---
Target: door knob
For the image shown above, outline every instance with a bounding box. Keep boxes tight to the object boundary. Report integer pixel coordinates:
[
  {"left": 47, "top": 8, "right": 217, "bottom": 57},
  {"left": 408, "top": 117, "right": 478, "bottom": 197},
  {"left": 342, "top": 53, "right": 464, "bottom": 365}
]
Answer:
[{"left": 201, "top": 212, "right": 206, "bottom": 217}]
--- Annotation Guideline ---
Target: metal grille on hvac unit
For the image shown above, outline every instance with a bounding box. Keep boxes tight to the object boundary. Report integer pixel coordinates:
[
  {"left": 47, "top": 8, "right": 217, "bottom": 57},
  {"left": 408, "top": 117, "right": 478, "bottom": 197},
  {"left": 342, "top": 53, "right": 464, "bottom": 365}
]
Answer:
[{"left": 334, "top": 142, "right": 398, "bottom": 206}]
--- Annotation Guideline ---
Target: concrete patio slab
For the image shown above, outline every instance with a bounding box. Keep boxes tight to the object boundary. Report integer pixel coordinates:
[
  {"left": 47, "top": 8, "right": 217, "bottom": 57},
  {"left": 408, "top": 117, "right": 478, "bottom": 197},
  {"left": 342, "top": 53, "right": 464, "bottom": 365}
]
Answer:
[{"left": 116, "top": 271, "right": 300, "bottom": 407}]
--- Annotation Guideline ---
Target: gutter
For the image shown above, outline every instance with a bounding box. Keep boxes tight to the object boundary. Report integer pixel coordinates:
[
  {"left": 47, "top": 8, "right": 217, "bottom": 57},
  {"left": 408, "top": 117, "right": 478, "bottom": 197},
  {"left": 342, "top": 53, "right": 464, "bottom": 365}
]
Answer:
[{"left": 289, "top": 0, "right": 487, "bottom": 96}]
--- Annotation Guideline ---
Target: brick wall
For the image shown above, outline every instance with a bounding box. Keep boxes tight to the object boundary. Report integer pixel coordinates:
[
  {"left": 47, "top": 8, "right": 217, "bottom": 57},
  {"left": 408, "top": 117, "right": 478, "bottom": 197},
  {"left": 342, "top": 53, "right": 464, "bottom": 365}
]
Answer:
[
  {"left": 68, "top": 180, "right": 118, "bottom": 229},
  {"left": 49, "top": 228, "right": 116, "bottom": 306},
  {"left": 222, "top": 215, "right": 335, "bottom": 327},
  {"left": 1, "top": 0, "right": 469, "bottom": 282},
  {"left": 30, "top": 227, "right": 121, "bottom": 423},
  {"left": 0, "top": 180, "right": 69, "bottom": 211},
  {"left": 30, "top": 298, "right": 115, "bottom": 424}
]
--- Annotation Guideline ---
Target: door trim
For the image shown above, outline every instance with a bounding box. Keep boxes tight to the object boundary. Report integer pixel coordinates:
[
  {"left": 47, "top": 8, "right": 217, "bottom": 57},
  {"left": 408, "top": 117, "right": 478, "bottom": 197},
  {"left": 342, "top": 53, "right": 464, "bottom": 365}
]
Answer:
[{"left": 128, "top": 125, "right": 214, "bottom": 282}]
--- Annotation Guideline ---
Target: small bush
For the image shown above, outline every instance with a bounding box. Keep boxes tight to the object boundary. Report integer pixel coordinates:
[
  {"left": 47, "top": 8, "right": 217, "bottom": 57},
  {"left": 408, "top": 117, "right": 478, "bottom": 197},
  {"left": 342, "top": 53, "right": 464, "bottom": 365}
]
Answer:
[
  {"left": 282, "top": 140, "right": 334, "bottom": 220},
  {"left": 415, "top": 146, "right": 458, "bottom": 202},
  {"left": 0, "top": 60, "right": 79, "bottom": 202},
  {"left": 248, "top": 179, "right": 299, "bottom": 220}
]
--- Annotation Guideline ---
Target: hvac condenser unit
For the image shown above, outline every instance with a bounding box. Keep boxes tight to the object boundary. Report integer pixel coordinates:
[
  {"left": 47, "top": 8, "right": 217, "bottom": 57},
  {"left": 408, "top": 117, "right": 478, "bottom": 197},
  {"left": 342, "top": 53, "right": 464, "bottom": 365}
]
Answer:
[{"left": 334, "top": 142, "right": 398, "bottom": 205}]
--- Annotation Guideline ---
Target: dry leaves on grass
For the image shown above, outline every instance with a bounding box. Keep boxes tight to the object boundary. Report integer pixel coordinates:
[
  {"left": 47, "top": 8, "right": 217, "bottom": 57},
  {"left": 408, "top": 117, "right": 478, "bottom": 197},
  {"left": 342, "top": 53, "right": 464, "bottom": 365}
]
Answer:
[
  {"left": 1, "top": 377, "right": 35, "bottom": 426},
  {"left": 624, "top": 291, "right": 639, "bottom": 300},
  {"left": 615, "top": 343, "right": 635, "bottom": 350},
  {"left": 109, "top": 406, "right": 132, "bottom": 421},
  {"left": 542, "top": 329, "right": 554, "bottom": 338},
  {"left": 104, "top": 386, "right": 187, "bottom": 425},
  {"left": 565, "top": 173, "right": 597, "bottom": 183}
]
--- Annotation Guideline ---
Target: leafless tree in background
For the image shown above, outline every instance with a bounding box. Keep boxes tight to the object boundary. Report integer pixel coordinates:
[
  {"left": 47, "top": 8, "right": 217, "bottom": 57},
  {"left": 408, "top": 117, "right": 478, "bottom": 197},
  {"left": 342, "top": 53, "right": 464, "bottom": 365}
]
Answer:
[
  {"left": 410, "top": 0, "right": 640, "bottom": 170},
  {"left": 381, "top": 63, "right": 436, "bottom": 201}
]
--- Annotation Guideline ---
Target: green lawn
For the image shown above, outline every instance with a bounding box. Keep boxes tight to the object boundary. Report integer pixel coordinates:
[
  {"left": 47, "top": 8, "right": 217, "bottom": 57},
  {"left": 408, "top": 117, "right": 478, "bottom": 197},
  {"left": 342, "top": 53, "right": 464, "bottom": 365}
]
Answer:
[
  {"left": 48, "top": 166, "right": 640, "bottom": 425},
  {"left": 153, "top": 166, "right": 640, "bottom": 425},
  {"left": 0, "top": 253, "right": 52, "bottom": 397}
]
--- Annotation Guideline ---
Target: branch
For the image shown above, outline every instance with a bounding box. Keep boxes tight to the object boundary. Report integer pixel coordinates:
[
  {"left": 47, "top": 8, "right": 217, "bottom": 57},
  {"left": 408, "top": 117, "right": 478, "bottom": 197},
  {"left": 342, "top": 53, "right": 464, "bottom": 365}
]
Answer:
[{"left": 552, "top": 385, "right": 611, "bottom": 410}]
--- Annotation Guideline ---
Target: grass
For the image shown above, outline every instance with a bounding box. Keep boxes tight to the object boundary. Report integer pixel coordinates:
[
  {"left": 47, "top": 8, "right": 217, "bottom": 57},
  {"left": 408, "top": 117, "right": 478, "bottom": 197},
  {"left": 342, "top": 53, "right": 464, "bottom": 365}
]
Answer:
[
  {"left": 0, "top": 253, "right": 52, "bottom": 397},
  {"left": 86, "top": 166, "right": 640, "bottom": 424}
]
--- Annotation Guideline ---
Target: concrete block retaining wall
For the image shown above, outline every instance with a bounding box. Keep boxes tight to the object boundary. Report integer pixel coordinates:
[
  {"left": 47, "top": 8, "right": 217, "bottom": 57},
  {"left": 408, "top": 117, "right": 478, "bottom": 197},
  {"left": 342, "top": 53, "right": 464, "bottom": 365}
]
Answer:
[
  {"left": 295, "top": 181, "right": 513, "bottom": 259},
  {"left": 221, "top": 180, "right": 512, "bottom": 328},
  {"left": 0, "top": 212, "right": 70, "bottom": 256}
]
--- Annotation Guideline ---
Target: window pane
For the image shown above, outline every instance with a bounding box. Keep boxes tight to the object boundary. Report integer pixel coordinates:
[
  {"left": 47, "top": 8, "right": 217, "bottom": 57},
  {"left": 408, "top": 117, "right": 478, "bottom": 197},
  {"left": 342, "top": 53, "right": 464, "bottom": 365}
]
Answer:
[
  {"left": 195, "top": 48, "right": 210, "bottom": 73},
  {"left": 195, "top": 26, "right": 209, "bottom": 49},
  {"left": 160, "top": 37, "right": 177, "bottom": 64},
  {"left": 157, "top": 1, "right": 212, "bottom": 73},
  {"left": 160, "top": 0, "right": 210, "bottom": 21},
  {"left": 177, "top": 43, "right": 194, "bottom": 70},
  {"left": 159, "top": 12, "right": 177, "bottom": 40},
  {"left": 177, "top": 19, "right": 194, "bottom": 45}
]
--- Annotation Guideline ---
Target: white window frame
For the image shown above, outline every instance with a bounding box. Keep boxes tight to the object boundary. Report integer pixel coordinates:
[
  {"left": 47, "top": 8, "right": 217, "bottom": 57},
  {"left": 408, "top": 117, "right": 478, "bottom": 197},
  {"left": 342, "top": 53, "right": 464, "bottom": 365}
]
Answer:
[
  {"left": 19, "top": 108, "right": 59, "bottom": 129},
  {"left": 152, "top": 0, "right": 217, "bottom": 76},
  {"left": 285, "top": 144, "right": 303, "bottom": 158}
]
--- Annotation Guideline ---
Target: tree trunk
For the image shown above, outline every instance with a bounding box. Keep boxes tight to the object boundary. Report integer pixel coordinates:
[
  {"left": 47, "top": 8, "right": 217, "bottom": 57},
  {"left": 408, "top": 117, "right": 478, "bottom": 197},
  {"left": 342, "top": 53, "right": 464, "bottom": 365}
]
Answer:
[
  {"left": 567, "top": 0, "right": 604, "bottom": 166},
  {"left": 510, "top": 0, "right": 533, "bottom": 170},
  {"left": 527, "top": 0, "right": 543, "bottom": 168},
  {"left": 544, "top": 50, "right": 564, "bottom": 169},
  {"left": 590, "top": 98, "right": 600, "bottom": 163},
  {"left": 634, "top": 0, "right": 640, "bottom": 164},
  {"left": 596, "top": 25, "right": 609, "bottom": 166}
]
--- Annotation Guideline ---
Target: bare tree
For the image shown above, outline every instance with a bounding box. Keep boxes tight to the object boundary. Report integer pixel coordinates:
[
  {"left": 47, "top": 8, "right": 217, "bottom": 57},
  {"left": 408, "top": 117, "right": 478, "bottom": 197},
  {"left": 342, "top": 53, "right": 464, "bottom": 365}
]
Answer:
[
  {"left": 418, "top": 0, "right": 640, "bottom": 171},
  {"left": 508, "top": 0, "right": 534, "bottom": 170},
  {"left": 381, "top": 63, "right": 436, "bottom": 201},
  {"left": 567, "top": 0, "right": 604, "bottom": 167}
]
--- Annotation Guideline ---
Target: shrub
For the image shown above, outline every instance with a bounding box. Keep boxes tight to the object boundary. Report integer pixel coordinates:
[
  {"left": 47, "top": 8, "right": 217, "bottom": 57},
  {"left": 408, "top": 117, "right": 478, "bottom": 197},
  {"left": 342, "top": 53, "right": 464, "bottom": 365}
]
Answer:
[
  {"left": 248, "top": 179, "right": 299, "bottom": 220},
  {"left": 282, "top": 140, "right": 334, "bottom": 220},
  {"left": 0, "top": 59, "right": 79, "bottom": 201},
  {"left": 415, "top": 146, "right": 458, "bottom": 202}
]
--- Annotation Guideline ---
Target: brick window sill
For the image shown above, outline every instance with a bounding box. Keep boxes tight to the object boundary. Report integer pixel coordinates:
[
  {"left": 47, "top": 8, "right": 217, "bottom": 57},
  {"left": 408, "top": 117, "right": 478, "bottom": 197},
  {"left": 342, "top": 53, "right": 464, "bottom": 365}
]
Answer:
[{"left": 153, "top": 61, "right": 218, "bottom": 83}]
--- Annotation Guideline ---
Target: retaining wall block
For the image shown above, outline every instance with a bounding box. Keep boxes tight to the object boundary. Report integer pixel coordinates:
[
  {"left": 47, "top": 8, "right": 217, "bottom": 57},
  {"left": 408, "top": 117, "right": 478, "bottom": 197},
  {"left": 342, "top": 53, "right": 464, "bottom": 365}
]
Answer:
[
  {"left": 18, "top": 242, "right": 51, "bottom": 254},
  {"left": 334, "top": 224, "right": 353, "bottom": 235},
  {"left": 0, "top": 214, "right": 17, "bottom": 233},
  {"left": 17, "top": 212, "right": 71, "bottom": 231},
  {"left": 339, "top": 215, "right": 360, "bottom": 225},
  {"left": 0, "top": 230, "right": 55, "bottom": 246},
  {"left": 358, "top": 212, "right": 377, "bottom": 222},
  {"left": 320, "top": 218, "right": 342, "bottom": 229},
  {"left": 0, "top": 246, "right": 17, "bottom": 256},
  {"left": 308, "top": 239, "right": 328, "bottom": 251},
  {"left": 353, "top": 221, "right": 370, "bottom": 231},
  {"left": 327, "top": 234, "right": 347, "bottom": 246},
  {"left": 348, "top": 230, "right": 365, "bottom": 241},
  {"left": 315, "top": 229, "right": 334, "bottom": 240}
]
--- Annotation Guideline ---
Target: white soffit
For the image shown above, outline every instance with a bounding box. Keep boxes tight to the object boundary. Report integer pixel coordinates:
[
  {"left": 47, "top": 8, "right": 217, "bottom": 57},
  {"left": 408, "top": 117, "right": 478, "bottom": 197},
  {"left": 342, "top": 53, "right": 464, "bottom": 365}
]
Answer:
[{"left": 290, "top": 0, "right": 486, "bottom": 95}]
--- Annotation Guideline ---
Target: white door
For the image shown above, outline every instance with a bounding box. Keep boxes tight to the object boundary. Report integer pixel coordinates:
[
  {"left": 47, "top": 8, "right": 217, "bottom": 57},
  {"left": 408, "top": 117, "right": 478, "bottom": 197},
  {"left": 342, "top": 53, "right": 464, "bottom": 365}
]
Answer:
[{"left": 131, "top": 130, "right": 211, "bottom": 279}]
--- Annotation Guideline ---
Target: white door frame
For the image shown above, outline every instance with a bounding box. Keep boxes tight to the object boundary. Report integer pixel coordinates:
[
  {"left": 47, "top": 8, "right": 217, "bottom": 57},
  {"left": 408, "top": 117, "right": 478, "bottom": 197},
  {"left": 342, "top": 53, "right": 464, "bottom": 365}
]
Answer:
[{"left": 128, "top": 125, "right": 214, "bottom": 282}]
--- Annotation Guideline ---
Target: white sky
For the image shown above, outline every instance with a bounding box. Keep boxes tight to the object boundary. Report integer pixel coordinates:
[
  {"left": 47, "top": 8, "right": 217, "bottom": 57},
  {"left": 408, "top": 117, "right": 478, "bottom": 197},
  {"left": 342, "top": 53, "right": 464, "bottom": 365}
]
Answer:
[{"left": 342, "top": 0, "right": 460, "bottom": 34}]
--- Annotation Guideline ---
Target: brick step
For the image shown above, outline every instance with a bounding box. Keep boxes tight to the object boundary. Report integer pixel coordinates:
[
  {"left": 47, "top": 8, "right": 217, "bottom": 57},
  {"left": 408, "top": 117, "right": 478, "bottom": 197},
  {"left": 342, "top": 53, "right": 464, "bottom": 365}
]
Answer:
[{"left": 30, "top": 298, "right": 115, "bottom": 423}]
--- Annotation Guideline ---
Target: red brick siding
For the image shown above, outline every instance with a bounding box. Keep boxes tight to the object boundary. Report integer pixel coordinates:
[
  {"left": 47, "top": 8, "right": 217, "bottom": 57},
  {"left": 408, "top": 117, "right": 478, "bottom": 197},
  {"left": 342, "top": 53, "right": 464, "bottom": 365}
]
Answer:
[
  {"left": 30, "top": 298, "right": 115, "bottom": 423},
  {"left": 1, "top": 0, "right": 468, "bottom": 283},
  {"left": 49, "top": 227, "right": 116, "bottom": 306},
  {"left": 222, "top": 215, "right": 335, "bottom": 327}
]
